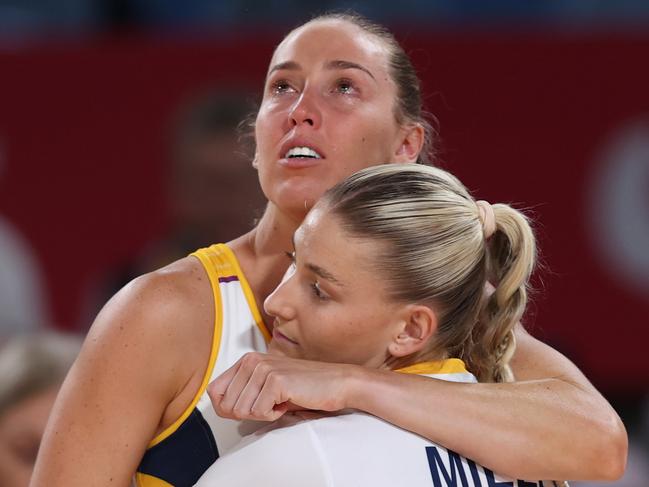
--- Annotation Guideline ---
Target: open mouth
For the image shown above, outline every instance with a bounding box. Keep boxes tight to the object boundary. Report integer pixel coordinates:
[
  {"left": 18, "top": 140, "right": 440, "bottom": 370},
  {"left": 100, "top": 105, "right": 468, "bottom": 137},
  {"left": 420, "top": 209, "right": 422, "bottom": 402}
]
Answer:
[{"left": 284, "top": 146, "right": 322, "bottom": 159}]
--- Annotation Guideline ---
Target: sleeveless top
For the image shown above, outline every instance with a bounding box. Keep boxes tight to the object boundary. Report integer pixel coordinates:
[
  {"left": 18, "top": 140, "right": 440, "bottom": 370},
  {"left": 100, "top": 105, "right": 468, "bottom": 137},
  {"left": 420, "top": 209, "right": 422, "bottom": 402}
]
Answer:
[{"left": 134, "top": 244, "right": 270, "bottom": 487}]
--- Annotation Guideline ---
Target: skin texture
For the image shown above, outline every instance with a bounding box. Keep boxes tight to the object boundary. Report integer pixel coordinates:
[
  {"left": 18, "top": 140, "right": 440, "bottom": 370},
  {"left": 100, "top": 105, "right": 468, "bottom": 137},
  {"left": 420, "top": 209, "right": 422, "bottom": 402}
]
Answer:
[{"left": 31, "top": 18, "right": 626, "bottom": 486}]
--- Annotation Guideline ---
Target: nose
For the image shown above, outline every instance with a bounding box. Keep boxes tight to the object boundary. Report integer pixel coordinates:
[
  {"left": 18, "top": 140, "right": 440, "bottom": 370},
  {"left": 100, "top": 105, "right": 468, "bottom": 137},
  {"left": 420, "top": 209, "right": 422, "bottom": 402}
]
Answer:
[
  {"left": 288, "top": 89, "right": 321, "bottom": 129},
  {"left": 264, "top": 269, "right": 297, "bottom": 322}
]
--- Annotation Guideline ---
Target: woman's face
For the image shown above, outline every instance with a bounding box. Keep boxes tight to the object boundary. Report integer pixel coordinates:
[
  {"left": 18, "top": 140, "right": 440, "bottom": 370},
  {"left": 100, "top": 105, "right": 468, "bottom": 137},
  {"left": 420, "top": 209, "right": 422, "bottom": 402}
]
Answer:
[
  {"left": 264, "top": 205, "right": 407, "bottom": 368},
  {"left": 255, "top": 20, "right": 414, "bottom": 220}
]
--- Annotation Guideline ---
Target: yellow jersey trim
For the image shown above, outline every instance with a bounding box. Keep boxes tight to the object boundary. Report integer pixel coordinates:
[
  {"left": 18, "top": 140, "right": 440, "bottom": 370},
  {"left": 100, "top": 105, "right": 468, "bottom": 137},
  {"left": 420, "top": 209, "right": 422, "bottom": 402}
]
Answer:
[
  {"left": 146, "top": 250, "right": 224, "bottom": 448},
  {"left": 220, "top": 244, "right": 271, "bottom": 343},
  {"left": 395, "top": 358, "right": 468, "bottom": 376},
  {"left": 135, "top": 472, "right": 174, "bottom": 487}
]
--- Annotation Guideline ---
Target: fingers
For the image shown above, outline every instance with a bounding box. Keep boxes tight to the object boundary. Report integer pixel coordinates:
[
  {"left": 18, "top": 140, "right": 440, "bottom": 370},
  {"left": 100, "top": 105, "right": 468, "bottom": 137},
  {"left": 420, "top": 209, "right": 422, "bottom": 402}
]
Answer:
[
  {"left": 207, "top": 352, "right": 351, "bottom": 421},
  {"left": 248, "top": 371, "right": 289, "bottom": 420},
  {"left": 208, "top": 352, "right": 261, "bottom": 419},
  {"left": 207, "top": 364, "right": 238, "bottom": 416},
  {"left": 208, "top": 358, "right": 242, "bottom": 398},
  {"left": 231, "top": 362, "right": 279, "bottom": 420},
  {"left": 209, "top": 352, "right": 285, "bottom": 421}
]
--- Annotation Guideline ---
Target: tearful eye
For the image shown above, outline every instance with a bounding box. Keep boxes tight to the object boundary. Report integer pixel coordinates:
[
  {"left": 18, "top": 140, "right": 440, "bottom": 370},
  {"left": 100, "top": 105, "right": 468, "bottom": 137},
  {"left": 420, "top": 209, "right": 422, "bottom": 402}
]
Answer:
[
  {"left": 334, "top": 79, "right": 356, "bottom": 95},
  {"left": 271, "top": 80, "right": 295, "bottom": 95}
]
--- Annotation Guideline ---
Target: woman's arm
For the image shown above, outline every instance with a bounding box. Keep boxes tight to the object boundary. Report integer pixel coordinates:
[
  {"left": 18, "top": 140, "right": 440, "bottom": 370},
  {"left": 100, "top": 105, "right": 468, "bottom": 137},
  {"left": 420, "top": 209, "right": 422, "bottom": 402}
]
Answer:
[
  {"left": 210, "top": 325, "right": 627, "bottom": 481},
  {"left": 30, "top": 259, "right": 213, "bottom": 487},
  {"left": 345, "top": 324, "right": 627, "bottom": 481}
]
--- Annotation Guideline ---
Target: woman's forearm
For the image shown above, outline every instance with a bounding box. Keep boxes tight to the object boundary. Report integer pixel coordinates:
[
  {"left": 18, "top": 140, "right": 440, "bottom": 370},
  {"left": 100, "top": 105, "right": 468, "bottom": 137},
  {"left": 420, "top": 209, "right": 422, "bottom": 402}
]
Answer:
[
  {"left": 209, "top": 329, "right": 627, "bottom": 480},
  {"left": 344, "top": 330, "right": 627, "bottom": 481}
]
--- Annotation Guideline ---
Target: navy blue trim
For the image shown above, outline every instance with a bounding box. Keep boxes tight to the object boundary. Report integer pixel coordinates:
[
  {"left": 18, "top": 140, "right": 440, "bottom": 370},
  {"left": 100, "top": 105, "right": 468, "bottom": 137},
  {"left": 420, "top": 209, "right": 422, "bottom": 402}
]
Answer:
[{"left": 138, "top": 408, "right": 218, "bottom": 486}]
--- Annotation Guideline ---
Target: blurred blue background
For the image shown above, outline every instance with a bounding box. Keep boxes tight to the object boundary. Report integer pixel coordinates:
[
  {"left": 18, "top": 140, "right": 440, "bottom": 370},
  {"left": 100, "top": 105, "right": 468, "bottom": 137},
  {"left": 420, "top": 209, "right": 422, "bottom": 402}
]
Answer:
[{"left": 2, "top": 0, "right": 649, "bottom": 38}]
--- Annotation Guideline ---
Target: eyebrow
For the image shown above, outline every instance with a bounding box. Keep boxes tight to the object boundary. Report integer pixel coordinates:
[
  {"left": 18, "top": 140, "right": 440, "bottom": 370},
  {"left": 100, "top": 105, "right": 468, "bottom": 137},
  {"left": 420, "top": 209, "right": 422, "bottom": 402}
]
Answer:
[
  {"left": 292, "top": 235, "right": 345, "bottom": 287},
  {"left": 325, "top": 59, "right": 376, "bottom": 80},
  {"left": 268, "top": 59, "right": 376, "bottom": 81},
  {"left": 306, "top": 263, "right": 346, "bottom": 287},
  {"left": 268, "top": 60, "right": 300, "bottom": 75}
]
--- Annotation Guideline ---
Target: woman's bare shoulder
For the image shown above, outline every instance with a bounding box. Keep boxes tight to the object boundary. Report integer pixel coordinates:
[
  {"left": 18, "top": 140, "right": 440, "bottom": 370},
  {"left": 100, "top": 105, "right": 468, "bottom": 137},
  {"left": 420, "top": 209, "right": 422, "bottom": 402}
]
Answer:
[
  {"left": 91, "top": 255, "right": 214, "bottom": 366},
  {"left": 32, "top": 256, "right": 217, "bottom": 486}
]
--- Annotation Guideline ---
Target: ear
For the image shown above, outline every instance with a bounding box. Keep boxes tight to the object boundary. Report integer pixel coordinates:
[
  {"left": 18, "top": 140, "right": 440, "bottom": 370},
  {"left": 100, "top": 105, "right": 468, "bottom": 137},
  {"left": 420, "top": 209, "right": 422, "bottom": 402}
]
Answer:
[
  {"left": 252, "top": 151, "right": 259, "bottom": 169},
  {"left": 393, "top": 123, "right": 425, "bottom": 163},
  {"left": 388, "top": 304, "right": 437, "bottom": 358}
]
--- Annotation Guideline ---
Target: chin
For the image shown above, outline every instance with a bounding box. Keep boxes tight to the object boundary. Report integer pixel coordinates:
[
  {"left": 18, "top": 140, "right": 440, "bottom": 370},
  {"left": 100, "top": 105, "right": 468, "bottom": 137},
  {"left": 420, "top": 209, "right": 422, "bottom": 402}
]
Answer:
[
  {"left": 268, "top": 341, "right": 298, "bottom": 359},
  {"left": 283, "top": 170, "right": 334, "bottom": 193},
  {"left": 274, "top": 189, "right": 326, "bottom": 219}
]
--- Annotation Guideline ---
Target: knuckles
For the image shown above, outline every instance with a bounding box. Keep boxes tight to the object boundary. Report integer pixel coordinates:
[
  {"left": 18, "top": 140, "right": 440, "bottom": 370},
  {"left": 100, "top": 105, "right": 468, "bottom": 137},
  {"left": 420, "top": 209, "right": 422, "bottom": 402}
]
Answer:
[
  {"left": 240, "top": 351, "right": 265, "bottom": 368},
  {"left": 265, "top": 370, "right": 283, "bottom": 389},
  {"left": 232, "top": 404, "right": 249, "bottom": 418},
  {"left": 210, "top": 352, "right": 295, "bottom": 420}
]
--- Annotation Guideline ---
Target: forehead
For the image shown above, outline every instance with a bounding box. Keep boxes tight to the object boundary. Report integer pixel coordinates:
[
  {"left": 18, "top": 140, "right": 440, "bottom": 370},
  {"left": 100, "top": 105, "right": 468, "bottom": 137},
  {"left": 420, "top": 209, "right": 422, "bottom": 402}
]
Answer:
[
  {"left": 295, "top": 205, "right": 383, "bottom": 282},
  {"left": 270, "top": 19, "right": 391, "bottom": 76}
]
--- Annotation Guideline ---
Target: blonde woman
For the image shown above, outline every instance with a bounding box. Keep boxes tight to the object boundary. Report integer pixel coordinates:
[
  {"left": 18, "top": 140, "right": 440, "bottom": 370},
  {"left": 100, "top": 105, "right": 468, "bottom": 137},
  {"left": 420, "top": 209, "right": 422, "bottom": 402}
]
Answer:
[{"left": 196, "top": 163, "right": 554, "bottom": 486}]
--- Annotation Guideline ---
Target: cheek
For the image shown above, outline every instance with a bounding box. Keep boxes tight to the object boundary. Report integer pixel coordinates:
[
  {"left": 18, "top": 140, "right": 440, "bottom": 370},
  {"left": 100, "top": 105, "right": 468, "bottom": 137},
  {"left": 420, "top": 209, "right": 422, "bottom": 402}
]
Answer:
[
  {"left": 340, "top": 309, "right": 394, "bottom": 348},
  {"left": 255, "top": 103, "right": 283, "bottom": 157},
  {"left": 253, "top": 128, "right": 275, "bottom": 198},
  {"left": 303, "top": 309, "right": 379, "bottom": 356},
  {"left": 254, "top": 121, "right": 271, "bottom": 161},
  {"left": 344, "top": 124, "right": 400, "bottom": 169},
  {"left": 299, "top": 308, "right": 341, "bottom": 345},
  {"left": 365, "top": 121, "right": 400, "bottom": 157}
]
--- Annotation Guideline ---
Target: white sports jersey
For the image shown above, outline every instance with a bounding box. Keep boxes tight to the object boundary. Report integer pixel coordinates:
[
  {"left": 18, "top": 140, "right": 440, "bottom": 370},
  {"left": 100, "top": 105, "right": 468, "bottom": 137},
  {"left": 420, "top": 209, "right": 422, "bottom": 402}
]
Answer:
[{"left": 194, "top": 360, "right": 548, "bottom": 487}]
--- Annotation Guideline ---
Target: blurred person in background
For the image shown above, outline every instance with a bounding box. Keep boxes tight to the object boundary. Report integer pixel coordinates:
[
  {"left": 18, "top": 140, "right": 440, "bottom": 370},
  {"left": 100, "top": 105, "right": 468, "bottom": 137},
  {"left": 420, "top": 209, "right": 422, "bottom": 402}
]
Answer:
[
  {"left": 81, "top": 91, "right": 265, "bottom": 327},
  {"left": 164, "top": 91, "right": 265, "bottom": 254},
  {"left": 0, "top": 216, "right": 49, "bottom": 337},
  {"left": 32, "top": 11, "right": 627, "bottom": 487},
  {"left": 0, "top": 332, "right": 81, "bottom": 486},
  {"left": 0, "top": 143, "right": 51, "bottom": 338}
]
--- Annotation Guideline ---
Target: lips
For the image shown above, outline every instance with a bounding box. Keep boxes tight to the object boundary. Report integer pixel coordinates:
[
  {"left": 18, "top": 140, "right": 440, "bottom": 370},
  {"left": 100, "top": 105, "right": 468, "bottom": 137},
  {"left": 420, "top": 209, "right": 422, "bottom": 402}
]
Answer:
[
  {"left": 272, "top": 327, "right": 299, "bottom": 345},
  {"left": 285, "top": 146, "right": 322, "bottom": 159},
  {"left": 279, "top": 138, "right": 325, "bottom": 169}
]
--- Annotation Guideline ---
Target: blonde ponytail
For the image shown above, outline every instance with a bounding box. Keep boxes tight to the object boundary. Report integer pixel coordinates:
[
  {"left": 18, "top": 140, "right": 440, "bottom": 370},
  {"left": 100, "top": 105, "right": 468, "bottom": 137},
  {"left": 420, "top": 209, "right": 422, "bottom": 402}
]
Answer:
[
  {"left": 467, "top": 205, "right": 536, "bottom": 382},
  {"left": 322, "top": 163, "right": 537, "bottom": 382}
]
